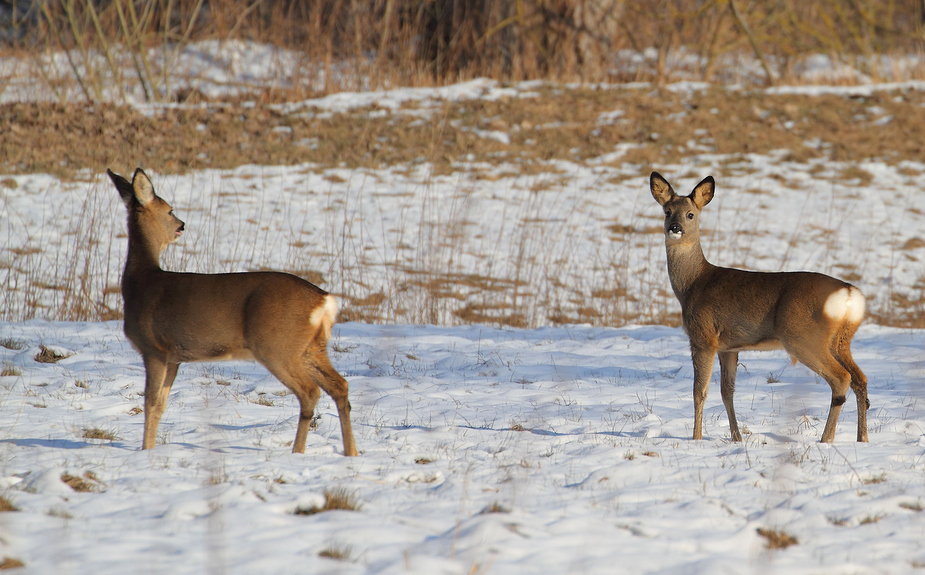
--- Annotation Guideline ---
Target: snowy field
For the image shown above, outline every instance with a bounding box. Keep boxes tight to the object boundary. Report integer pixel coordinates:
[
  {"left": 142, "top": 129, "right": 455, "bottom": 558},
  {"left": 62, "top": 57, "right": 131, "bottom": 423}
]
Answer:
[
  {"left": 2, "top": 42, "right": 925, "bottom": 573},
  {"left": 1, "top": 320, "right": 924, "bottom": 574}
]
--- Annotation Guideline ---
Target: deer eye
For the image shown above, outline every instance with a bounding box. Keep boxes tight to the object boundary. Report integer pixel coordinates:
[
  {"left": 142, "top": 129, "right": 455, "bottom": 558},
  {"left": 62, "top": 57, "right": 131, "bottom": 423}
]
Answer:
[
  {"left": 664, "top": 210, "right": 670, "bottom": 217},
  {"left": 687, "top": 212, "right": 694, "bottom": 220}
]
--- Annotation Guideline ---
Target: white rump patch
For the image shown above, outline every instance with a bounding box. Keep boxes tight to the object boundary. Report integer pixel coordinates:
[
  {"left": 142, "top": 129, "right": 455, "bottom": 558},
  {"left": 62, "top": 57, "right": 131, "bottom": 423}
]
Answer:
[
  {"left": 309, "top": 294, "right": 340, "bottom": 338},
  {"left": 823, "top": 287, "right": 865, "bottom": 324}
]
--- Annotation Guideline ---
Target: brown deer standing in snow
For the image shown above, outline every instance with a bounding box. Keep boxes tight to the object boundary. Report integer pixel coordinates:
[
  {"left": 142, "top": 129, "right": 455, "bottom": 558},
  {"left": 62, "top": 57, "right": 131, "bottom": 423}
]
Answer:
[
  {"left": 108, "top": 168, "right": 357, "bottom": 455},
  {"left": 650, "top": 172, "right": 868, "bottom": 443}
]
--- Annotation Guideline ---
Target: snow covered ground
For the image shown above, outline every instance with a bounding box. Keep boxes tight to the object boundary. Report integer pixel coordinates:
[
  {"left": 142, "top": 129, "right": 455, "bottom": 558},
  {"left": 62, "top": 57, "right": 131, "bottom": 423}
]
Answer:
[{"left": 1, "top": 320, "right": 924, "bottom": 574}]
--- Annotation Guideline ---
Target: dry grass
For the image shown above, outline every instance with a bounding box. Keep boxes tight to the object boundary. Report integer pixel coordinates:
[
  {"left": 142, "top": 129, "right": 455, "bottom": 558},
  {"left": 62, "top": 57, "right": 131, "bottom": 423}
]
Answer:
[
  {"left": 4, "top": 0, "right": 922, "bottom": 103},
  {"left": 6, "top": 87, "right": 925, "bottom": 181},
  {"left": 860, "top": 513, "right": 886, "bottom": 525},
  {"left": 34, "top": 346, "right": 69, "bottom": 364},
  {"left": 318, "top": 544, "right": 354, "bottom": 561},
  {"left": 0, "top": 338, "right": 24, "bottom": 350},
  {"left": 863, "top": 472, "right": 888, "bottom": 485},
  {"left": 82, "top": 427, "right": 118, "bottom": 441},
  {"left": 294, "top": 487, "right": 361, "bottom": 515},
  {"left": 0, "top": 494, "right": 18, "bottom": 512},
  {"left": 0, "top": 364, "right": 21, "bottom": 377},
  {"left": 480, "top": 502, "right": 510, "bottom": 514},
  {"left": 756, "top": 527, "right": 799, "bottom": 549},
  {"left": 252, "top": 395, "right": 275, "bottom": 407},
  {"left": 0, "top": 558, "right": 25, "bottom": 570},
  {"left": 61, "top": 471, "right": 103, "bottom": 493}
]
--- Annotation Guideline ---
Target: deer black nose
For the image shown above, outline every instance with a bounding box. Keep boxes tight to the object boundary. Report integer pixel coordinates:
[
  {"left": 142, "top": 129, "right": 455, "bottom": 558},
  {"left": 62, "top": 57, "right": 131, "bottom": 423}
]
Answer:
[{"left": 668, "top": 223, "right": 683, "bottom": 235}]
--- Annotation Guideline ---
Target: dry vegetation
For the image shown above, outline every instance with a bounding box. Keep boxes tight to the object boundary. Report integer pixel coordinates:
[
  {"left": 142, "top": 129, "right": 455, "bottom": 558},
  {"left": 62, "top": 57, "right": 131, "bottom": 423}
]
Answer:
[
  {"left": 0, "top": 557, "right": 25, "bottom": 570},
  {"left": 293, "top": 487, "right": 362, "bottom": 515},
  {"left": 2, "top": 0, "right": 923, "bottom": 97},
  {"left": 318, "top": 544, "right": 354, "bottom": 561},
  {"left": 81, "top": 427, "right": 118, "bottom": 441},
  {"left": 756, "top": 527, "right": 799, "bottom": 549},
  {"left": 0, "top": 494, "right": 18, "bottom": 512},
  {"left": 33, "top": 346, "right": 69, "bottom": 363},
  {"left": 4, "top": 86, "right": 925, "bottom": 180},
  {"left": 61, "top": 471, "right": 104, "bottom": 492}
]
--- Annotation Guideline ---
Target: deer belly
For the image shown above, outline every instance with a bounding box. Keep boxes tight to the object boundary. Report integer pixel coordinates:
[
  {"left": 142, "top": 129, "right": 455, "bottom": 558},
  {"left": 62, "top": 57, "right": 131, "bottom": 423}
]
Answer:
[
  {"left": 168, "top": 345, "right": 256, "bottom": 363},
  {"left": 206, "top": 349, "right": 257, "bottom": 362},
  {"left": 727, "top": 339, "right": 784, "bottom": 352}
]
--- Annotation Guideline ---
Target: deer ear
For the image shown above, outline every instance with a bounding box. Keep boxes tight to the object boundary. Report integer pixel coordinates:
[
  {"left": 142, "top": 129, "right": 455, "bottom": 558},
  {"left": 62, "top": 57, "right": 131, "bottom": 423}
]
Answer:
[
  {"left": 650, "top": 172, "right": 675, "bottom": 206},
  {"left": 690, "top": 176, "right": 715, "bottom": 210},
  {"left": 107, "top": 169, "right": 136, "bottom": 206},
  {"left": 131, "top": 168, "right": 156, "bottom": 206}
]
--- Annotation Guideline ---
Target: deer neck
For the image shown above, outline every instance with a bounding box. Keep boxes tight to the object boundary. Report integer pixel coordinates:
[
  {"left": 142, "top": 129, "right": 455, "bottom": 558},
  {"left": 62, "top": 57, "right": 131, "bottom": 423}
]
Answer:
[
  {"left": 665, "top": 240, "right": 711, "bottom": 302},
  {"left": 124, "top": 219, "right": 164, "bottom": 278}
]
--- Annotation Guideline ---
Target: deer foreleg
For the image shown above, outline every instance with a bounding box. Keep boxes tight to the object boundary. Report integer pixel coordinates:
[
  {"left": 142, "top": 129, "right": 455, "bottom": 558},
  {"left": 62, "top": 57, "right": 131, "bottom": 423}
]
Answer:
[
  {"left": 141, "top": 357, "right": 178, "bottom": 450},
  {"left": 690, "top": 347, "right": 716, "bottom": 440},
  {"left": 718, "top": 351, "right": 742, "bottom": 442}
]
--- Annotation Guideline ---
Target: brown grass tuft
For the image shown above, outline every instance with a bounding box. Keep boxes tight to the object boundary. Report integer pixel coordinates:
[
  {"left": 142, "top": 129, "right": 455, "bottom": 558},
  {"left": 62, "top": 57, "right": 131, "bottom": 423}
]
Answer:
[
  {"left": 252, "top": 394, "right": 275, "bottom": 407},
  {"left": 756, "top": 527, "right": 798, "bottom": 549},
  {"left": 34, "top": 346, "right": 69, "bottom": 364},
  {"left": 860, "top": 514, "right": 885, "bottom": 525},
  {"left": 479, "top": 501, "right": 510, "bottom": 514},
  {"left": 82, "top": 427, "right": 118, "bottom": 441},
  {"left": 0, "top": 338, "right": 24, "bottom": 350},
  {"left": 61, "top": 471, "right": 102, "bottom": 493},
  {"left": 318, "top": 544, "right": 353, "bottom": 561},
  {"left": 0, "top": 364, "right": 21, "bottom": 377},
  {"left": 0, "top": 494, "right": 18, "bottom": 512},
  {"left": 863, "top": 472, "right": 888, "bottom": 485},
  {"left": 294, "top": 487, "right": 361, "bottom": 515},
  {"left": 0, "top": 557, "right": 25, "bottom": 570}
]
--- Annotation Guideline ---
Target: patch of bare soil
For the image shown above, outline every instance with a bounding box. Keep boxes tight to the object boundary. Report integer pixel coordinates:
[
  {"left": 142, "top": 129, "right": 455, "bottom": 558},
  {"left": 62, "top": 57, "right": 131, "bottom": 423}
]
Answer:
[{"left": 2, "top": 87, "right": 924, "bottom": 180}]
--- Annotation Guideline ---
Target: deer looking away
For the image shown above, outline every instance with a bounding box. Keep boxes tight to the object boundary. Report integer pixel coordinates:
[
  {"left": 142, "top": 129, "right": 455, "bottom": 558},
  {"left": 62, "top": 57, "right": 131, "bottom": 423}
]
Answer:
[
  {"left": 650, "top": 172, "right": 868, "bottom": 443},
  {"left": 108, "top": 168, "right": 357, "bottom": 456}
]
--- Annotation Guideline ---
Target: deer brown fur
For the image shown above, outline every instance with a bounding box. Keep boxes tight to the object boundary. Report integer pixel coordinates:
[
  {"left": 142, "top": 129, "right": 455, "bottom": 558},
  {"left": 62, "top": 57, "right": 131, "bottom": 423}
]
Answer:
[
  {"left": 109, "top": 167, "right": 357, "bottom": 455},
  {"left": 650, "top": 171, "right": 868, "bottom": 443}
]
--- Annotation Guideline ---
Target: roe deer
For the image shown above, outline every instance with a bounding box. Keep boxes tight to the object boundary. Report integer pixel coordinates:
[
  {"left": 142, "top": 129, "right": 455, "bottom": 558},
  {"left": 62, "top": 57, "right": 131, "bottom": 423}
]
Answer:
[
  {"left": 108, "top": 168, "right": 357, "bottom": 456},
  {"left": 650, "top": 172, "right": 868, "bottom": 443}
]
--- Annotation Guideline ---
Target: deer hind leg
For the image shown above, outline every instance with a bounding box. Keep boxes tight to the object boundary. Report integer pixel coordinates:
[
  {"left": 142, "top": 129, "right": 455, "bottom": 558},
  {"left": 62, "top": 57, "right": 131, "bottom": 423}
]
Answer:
[
  {"left": 690, "top": 346, "right": 717, "bottom": 440},
  {"left": 788, "top": 341, "right": 852, "bottom": 443},
  {"left": 258, "top": 359, "right": 323, "bottom": 454},
  {"left": 305, "top": 345, "right": 357, "bottom": 457},
  {"left": 833, "top": 333, "right": 869, "bottom": 442},
  {"left": 141, "top": 356, "right": 179, "bottom": 450},
  {"left": 289, "top": 382, "right": 322, "bottom": 454},
  {"left": 259, "top": 344, "right": 356, "bottom": 456},
  {"left": 718, "top": 351, "right": 742, "bottom": 442}
]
